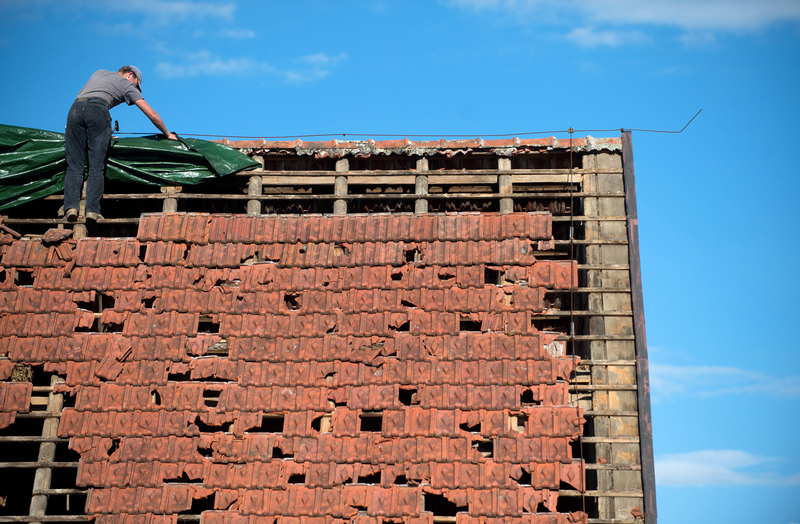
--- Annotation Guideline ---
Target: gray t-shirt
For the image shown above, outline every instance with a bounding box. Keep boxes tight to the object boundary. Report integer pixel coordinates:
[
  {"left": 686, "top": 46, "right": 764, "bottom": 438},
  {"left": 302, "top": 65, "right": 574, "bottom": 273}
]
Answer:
[{"left": 75, "top": 70, "right": 144, "bottom": 108}]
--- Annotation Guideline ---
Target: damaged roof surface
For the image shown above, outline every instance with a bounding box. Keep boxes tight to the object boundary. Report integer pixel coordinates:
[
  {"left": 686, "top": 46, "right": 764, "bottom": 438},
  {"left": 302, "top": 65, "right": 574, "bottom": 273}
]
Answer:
[
  {"left": 0, "top": 211, "right": 587, "bottom": 523},
  {"left": 222, "top": 136, "right": 622, "bottom": 158}
]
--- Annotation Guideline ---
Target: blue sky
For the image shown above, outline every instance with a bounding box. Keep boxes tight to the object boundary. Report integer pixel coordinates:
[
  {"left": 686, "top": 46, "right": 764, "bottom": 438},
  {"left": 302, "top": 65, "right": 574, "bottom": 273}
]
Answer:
[{"left": 1, "top": 1, "right": 799, "bottom": 522}]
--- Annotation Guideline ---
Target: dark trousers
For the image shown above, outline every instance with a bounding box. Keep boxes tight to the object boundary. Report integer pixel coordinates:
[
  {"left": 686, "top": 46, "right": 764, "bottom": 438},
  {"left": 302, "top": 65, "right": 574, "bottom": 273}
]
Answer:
[{"left": 64, "top": 98, "right": 112, "bottom": 214}]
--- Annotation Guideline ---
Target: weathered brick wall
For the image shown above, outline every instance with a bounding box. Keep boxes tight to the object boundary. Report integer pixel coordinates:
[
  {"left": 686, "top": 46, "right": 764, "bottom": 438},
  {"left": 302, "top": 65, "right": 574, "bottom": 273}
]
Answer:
[{"left": 0, "top": 212, "right": 585, "bottom": 524}]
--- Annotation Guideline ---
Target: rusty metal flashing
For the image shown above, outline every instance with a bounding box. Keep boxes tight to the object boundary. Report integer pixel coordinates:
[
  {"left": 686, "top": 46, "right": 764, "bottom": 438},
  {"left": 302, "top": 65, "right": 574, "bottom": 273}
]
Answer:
[{"left": 622, "top": 130, "right": 658, "bottom": 524}]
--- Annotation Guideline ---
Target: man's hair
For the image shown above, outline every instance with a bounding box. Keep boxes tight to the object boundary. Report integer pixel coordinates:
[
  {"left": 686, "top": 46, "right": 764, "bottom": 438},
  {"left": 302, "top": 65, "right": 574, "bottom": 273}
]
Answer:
[{"left": 118, "top": 65, "right": 143, "bottom": 90}]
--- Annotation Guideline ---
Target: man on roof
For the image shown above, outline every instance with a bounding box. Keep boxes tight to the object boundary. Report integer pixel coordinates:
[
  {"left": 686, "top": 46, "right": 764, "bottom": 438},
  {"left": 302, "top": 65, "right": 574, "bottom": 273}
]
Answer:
[{"left": 62, "top": 65, "right": 178, "bottom": 222}]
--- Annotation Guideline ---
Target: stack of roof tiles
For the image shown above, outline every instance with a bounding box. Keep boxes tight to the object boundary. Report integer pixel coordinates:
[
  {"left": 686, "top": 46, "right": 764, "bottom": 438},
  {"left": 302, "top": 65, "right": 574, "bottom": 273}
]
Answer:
[{"left": 0, "top": 212, "right": 586, "bottom": 524}]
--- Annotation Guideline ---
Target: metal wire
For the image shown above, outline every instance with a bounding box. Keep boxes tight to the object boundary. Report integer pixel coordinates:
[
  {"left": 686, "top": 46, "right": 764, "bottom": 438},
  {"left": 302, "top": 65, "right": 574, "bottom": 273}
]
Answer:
[
  {"left": 114, "top": 110, "right": 702, "bottom": 140},
  {"left": 621, "top": 109, "right": 703, "bottom": 134}
]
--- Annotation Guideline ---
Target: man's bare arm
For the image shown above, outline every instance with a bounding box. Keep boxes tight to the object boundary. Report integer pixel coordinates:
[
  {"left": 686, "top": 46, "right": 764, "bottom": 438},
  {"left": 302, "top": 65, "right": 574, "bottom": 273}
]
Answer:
[{"left": 134, "top": 99, "right": 178, "bottom": 140}]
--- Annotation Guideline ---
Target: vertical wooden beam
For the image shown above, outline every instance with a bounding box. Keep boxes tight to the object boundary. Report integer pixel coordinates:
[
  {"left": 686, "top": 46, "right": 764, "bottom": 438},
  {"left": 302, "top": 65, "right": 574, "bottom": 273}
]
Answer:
[
  {"left": 161, "top": 186, "right": 181, "bottom": 213},
  {"left": 79, "top": 181, "right": 87, "bottom": 218},
  {"left": 334, "top": 159, "right": 349, "bottom": 215},
  {"left": 498, "top": 157, "right": 513, "bottom": 213},
  {"left": 248, "top": 155, "right": 265, "bottom": 215},
  {"left": 247, "top": 176, "right": 263, "bottom": 215},
  {"left": 415, "top": 157, "right": 429, "bottom": 214},
  {"left": 622, "top": 130, "right": 658, "bottom": 524},
  {"left": 162, "top": 197, "right": 178, "bottom": 212},
  {"left": 72, "top": 224, "right": 88, "bottom": 239},
  {"left": 29, "top": 375, "right": 65, "bottom": 522}
]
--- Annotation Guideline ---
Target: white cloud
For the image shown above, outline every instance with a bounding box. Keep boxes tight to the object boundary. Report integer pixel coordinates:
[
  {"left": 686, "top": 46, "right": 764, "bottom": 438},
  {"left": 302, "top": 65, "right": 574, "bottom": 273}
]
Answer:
[
  {"left": 565, "top": 27, "right": 649, "bottom": 48},
  {"left": 155, "top": 51, "right": 348, "bottom": 84},
  {"left": 446, "top": 0, "right": 558, "bottom": 11},
  {"left": 1, "top": 0, "right": 236, "bottom": 23},
  {"left": 101, "top": 0, "right": 235, "bottom": 25},
  {"left": 300, "top": 53, "right": 348, "bottom": 67},
  {"left": 656, "top": 449, "right": 800, "bottom": 487},
  {"left": 448, "top": 0, "right": 526, "bottom": 8},
  {"left": 282, "top": 53, "right": 349, "bottom": 83},
  {"left": 3, "top": 0, "right": 247, "bottom": 40},
  {"left": 581, "top": 0, "right": 800, "bottom": 33},
  {"left": 155, "top": 50, "right": 274, "bottom": 79},
  {"left": 677, "top": 31, "right": 719, "bottom": 48},
  {"left": 446, "top": 0, "right": 800, "bottom": 46},
  {"left": 650, "top": 364, "right": 800, "bottom": 399},
  {"left": 444, "top": 0, "right": 564, "bottom": 22},
  {"left": 219, "top": 28, "right": 256, "bottom": 39}
]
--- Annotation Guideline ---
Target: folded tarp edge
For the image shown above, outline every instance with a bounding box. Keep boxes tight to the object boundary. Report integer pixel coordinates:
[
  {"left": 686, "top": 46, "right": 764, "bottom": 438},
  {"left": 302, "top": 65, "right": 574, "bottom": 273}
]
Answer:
[{"left": 0, "top": 123, "right": 260, "bottom": 211}]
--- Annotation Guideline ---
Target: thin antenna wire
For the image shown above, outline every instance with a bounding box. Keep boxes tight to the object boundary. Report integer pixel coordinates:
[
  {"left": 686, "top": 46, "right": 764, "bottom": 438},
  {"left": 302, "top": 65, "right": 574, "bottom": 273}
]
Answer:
[
  {"left": 621, "top": 109, "right": 703, "bottom": 134},
  {"left": 113, "top": 110, "right": 702, "bottom": 140}
]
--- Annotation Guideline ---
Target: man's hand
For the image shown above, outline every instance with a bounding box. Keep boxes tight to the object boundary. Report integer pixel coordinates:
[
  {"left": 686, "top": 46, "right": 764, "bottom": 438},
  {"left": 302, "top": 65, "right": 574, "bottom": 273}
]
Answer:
[{"left": 166, "top": 132, "right": 178, "bottom": 140}]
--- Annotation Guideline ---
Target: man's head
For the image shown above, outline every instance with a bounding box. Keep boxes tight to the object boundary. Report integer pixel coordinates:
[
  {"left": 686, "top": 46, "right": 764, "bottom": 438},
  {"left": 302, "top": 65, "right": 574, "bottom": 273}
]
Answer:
[{"left": 118, "top": 65, "right": 143, "bottom": 91}]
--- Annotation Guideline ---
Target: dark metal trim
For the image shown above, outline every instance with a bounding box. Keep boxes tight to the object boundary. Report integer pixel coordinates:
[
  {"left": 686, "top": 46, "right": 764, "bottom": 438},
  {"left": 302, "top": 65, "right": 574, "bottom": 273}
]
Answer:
[{"left": 621, "top": 130, "right": 658, "bottom": 523}]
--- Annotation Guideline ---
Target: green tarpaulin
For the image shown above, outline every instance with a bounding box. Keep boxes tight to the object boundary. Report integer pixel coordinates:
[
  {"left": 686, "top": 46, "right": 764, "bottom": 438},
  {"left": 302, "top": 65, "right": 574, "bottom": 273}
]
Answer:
[{"left": 0, "top": 123, "right": 260, "bottom": 211}]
